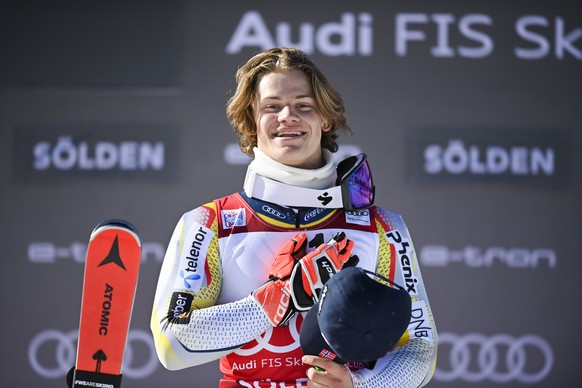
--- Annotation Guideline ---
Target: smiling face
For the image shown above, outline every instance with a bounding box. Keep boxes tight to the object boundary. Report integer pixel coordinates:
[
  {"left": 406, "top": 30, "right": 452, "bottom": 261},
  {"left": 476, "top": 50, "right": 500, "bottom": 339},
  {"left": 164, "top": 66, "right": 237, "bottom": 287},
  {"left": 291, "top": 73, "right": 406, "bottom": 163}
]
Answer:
[{"left": 253, "top": 69, "right": 330, "bottom": 169}]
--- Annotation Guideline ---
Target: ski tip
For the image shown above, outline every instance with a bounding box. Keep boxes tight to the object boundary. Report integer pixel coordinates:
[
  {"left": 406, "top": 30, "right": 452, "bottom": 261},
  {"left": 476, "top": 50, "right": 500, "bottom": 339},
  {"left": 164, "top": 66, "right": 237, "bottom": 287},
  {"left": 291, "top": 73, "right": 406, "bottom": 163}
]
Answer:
[{"left": 91, "top": 218, "right": 141, "bottom": 242}]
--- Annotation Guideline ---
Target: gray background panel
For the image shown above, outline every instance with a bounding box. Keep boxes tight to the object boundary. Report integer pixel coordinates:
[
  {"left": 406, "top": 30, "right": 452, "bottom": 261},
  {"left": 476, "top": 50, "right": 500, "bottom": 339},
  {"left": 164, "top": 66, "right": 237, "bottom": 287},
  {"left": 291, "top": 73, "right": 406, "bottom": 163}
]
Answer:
[{"left": 1, "top": 1, "right": 580, "bottom": 387}]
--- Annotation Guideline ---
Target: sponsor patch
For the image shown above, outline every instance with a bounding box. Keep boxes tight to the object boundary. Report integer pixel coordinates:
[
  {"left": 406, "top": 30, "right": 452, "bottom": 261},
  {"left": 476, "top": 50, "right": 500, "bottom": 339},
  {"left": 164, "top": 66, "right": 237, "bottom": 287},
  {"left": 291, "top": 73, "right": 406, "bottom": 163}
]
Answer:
[
  {"left": 173, "top": 223, "right": 214, "bottom": 292},
  {"left": 345, "top": 210, "right": 370, "bottom": 226},
  {"left": 221, "top": 208, "right": 246, "bottom": 229},
  {"left": 167, "top": 292, "right": 194, "bottom": 324},
  {"left": 386, "top": 229, "right": 419, "bottom": 296},
  {"left": 408, "top": 300, "right": 433, "bottom": 343}
]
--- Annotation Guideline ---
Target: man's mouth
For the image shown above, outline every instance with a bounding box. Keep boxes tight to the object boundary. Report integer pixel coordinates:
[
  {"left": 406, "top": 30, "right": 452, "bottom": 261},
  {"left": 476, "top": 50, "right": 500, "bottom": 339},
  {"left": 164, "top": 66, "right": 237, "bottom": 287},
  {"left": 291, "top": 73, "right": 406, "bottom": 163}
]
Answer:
[{"left": 275, "top": 130, "right": 304, "bottom": 138}]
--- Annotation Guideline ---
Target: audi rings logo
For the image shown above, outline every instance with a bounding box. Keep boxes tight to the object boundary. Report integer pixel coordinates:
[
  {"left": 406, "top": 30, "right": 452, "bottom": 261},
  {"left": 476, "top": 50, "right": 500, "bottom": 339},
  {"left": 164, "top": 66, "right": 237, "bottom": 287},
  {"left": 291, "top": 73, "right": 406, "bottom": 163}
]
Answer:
[
  {"left": 236, "top": 315, "right": 303, "bottom": 356},
  {"left": 28, "top": 329, "right": 158, "bottom": 379},
  {"left": 435, "top": 332, "right": 553, "bottom": 384},
  {"left": 261, "top": 205, "right": 286, "bottom": 220}
]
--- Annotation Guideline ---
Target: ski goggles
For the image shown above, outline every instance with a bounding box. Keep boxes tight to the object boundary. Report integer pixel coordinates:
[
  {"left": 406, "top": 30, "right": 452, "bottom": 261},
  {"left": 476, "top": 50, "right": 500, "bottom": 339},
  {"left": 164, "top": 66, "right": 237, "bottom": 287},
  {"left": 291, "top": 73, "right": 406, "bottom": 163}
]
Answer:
[
  {"left": 336, "top": 153, "right": 375, "bottom": 211},
  {"left": 243, "top": 153, "right": 375, "bottom": 210}
]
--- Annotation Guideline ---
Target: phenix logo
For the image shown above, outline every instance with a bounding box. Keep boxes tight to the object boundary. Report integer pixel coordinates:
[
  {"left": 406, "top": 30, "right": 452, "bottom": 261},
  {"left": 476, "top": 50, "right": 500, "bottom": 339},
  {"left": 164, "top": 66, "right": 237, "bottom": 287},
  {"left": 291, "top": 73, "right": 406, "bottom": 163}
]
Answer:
[{"left": 386, "top": 230, "right": 419, "bottom": 295}]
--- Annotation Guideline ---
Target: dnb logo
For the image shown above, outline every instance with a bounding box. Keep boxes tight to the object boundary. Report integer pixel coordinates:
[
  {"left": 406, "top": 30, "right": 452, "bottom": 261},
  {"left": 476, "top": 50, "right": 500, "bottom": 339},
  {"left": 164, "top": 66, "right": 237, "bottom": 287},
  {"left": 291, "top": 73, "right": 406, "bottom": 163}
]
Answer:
[
  {"left": 28, "top": 329, "right": 158, "bottom": 379},
  {"left": 435, "top": 333, "right": 554, "bottom": 384}
]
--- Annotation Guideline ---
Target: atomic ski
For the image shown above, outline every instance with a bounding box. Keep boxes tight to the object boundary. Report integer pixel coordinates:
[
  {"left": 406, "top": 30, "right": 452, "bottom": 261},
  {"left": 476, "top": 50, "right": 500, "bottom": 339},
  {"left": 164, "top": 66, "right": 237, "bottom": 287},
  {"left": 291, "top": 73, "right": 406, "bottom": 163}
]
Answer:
[{"left": 68, "top": 219, "right": 141, "bottom": 388}]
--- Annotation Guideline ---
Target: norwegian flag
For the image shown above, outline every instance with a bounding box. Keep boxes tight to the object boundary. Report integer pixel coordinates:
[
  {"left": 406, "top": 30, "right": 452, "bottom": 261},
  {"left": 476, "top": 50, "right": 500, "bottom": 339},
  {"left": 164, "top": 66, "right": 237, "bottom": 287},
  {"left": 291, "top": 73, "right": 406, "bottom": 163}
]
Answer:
[{"left": 318, "top": 348, "right": 337, "bottom": 360}]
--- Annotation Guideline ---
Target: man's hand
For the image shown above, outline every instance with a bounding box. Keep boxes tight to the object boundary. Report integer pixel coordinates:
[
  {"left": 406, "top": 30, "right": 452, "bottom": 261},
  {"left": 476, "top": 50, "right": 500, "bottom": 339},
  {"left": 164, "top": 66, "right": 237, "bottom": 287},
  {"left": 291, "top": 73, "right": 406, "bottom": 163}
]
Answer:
[
  {"left": 302, "top": 355, "right": 354, "bottom": 388},
  {"left": 290, "top": 232, "right": 358, "bottom": 311},
  {"left": 252, "top": 233, "right": 307, "bottom": 326}
]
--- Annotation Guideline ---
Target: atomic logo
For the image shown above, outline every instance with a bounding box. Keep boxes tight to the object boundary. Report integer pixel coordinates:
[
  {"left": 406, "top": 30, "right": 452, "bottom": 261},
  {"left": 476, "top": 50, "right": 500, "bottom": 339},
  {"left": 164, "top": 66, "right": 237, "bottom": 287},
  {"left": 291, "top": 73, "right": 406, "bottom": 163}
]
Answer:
[{"left": 98, "top": 235, "right": 126, "bottom": 270}]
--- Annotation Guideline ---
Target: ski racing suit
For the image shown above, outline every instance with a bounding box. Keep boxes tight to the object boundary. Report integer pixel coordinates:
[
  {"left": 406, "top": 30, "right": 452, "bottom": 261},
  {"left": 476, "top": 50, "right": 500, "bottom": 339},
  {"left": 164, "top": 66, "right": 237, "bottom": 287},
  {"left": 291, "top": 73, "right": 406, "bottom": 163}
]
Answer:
[{"left": 150, "top": 156, "right": 438, "bottom": 387}]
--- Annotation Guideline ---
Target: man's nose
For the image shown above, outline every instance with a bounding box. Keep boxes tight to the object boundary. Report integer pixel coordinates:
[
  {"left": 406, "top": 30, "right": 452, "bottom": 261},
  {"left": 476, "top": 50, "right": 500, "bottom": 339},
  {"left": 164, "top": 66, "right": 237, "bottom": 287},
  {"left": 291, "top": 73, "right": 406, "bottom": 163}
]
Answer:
[{"left": 278, "top": 105, "right": 299, "bottom": 122}]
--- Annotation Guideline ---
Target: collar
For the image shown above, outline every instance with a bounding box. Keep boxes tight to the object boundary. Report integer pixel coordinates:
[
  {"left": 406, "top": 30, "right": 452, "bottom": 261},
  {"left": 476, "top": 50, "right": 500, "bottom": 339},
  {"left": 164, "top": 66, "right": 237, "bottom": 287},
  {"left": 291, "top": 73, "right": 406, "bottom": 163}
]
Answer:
[
  {"left": 244, "top": 148, "right": 345, "bottom": 209},
  {"left": 249, "top": 147, "right": 336, "bottom": 189}
]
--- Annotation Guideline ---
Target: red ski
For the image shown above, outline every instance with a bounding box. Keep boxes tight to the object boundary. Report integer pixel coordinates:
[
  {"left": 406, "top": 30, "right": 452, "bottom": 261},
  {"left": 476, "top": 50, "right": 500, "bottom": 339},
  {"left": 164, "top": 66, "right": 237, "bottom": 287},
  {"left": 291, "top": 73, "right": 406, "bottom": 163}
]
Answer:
[{"left": 67, "top": 219, "right": 141, "bottom": 388}]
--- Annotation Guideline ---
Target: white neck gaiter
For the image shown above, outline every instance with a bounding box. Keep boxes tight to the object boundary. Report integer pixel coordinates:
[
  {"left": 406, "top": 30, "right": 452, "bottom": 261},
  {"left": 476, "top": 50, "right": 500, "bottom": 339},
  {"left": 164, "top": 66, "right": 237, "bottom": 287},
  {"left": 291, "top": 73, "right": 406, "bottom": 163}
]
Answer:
[{"left": 248, "top": 147, "right": 336, "bottom": 189}]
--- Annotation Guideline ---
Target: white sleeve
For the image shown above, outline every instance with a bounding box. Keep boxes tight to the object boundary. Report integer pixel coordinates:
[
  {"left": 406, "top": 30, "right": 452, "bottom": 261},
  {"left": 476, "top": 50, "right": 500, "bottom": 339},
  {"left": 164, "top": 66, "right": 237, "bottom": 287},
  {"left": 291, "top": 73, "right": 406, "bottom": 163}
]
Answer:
[
  {"left": 150, "top": 207, "right": 272, "bottom": 370},
  {"left": 158, "top": 296, "right": 272, "bottom": 370}
]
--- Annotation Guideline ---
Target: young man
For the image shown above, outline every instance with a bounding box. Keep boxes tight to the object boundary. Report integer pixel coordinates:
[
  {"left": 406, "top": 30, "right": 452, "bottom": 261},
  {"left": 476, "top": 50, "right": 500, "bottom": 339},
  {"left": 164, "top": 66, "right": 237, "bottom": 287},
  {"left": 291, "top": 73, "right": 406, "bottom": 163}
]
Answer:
[{"left": 151, "top": 47, "right": 438, "bottom": 387}]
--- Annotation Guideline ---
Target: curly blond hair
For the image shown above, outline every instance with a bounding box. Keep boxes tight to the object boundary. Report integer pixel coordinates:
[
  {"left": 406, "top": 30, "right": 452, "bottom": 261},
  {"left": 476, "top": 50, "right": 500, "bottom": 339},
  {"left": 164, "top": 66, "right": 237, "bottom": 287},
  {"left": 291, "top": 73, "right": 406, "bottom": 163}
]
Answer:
[{"left": 226, "top": 47, "right": 352, "bottom": 156}]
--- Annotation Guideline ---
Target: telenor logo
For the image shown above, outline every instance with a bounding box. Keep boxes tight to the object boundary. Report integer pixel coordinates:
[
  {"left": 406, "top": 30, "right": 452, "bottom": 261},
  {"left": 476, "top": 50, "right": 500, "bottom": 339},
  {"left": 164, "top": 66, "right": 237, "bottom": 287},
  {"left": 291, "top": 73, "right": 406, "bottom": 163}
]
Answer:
[{"left": 179, "top": 271, "right": 201, "bottom": 289}]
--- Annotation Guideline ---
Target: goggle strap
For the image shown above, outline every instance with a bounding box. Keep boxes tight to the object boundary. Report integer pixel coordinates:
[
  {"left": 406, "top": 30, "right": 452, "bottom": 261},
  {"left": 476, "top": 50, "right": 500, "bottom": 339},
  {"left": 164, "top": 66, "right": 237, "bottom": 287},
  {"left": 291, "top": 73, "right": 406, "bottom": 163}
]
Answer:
[{"left": 244, "top": 169, "right": 345, "bottom": 209}]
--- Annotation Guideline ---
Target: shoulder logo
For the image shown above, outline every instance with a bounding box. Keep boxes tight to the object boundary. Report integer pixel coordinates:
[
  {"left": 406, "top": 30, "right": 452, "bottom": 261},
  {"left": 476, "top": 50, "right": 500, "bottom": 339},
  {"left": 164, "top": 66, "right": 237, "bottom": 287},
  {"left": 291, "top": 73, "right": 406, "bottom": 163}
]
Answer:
[
  {"left": 345, "top": 210, "right": 370, "bottom": 226},
  {"left": 221, "top": 208, "right": 246, "bottom": 229},
  {"left": 173, "top": 223, "right": 214, "bottom": 292},
  {"left": 386, "top": 229, "right": 419, "bottom": 295}
]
